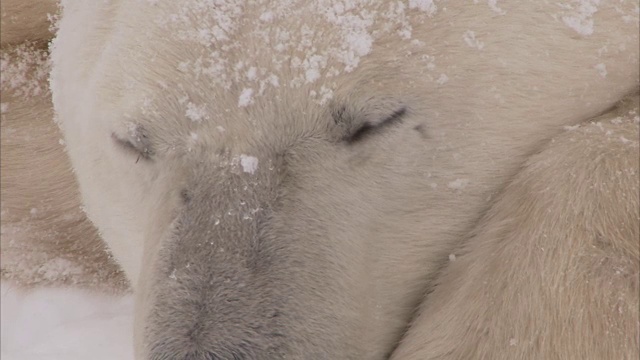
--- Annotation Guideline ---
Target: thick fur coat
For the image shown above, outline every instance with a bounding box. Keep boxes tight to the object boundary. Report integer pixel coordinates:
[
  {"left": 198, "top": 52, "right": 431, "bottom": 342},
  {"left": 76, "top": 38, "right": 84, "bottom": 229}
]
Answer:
[{"left": 1, "top": 1, "right": 638, "bottom": 359}]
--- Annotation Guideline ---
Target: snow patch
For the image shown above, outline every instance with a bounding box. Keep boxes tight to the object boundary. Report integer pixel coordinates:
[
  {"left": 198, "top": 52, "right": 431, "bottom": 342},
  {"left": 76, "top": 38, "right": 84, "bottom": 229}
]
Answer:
[
  {"left": 463, "top": 30, "right": 484, "bottom": 50},
  {"left": 448, "top": 178, "right": 469, "bottom": 190},
  {"left": 303, "top": 55, "right": 328, "bottom": 83},
  {"left": 259, "top": 11, "right": 275, "bottom": 22},
  {"left": 238, "top": 88, "right": 254, "bottom": 107},
  {"left": 409, "top": 0, "right": 438, "bottom": 16},
  {"left": 240, "top": 155, "right": 259, "bottom": 174},
  {"left": 320, "top": 3, "right": 375, "bottom": 73},
  {"left": 185, "top": 102, "right": 208, "bottom": 122},
  {"left": 310, "top": 85, "right": 335, "bottom": 105},
  {"left": 488, "top": 0, "right": 507, "bottom": 15},
  {"left": 246, "top": 67, "right": 258, "bottom": 81},
  {"left": 0, "top": 43, "right": 50, "bottom": 98},
  {"left": 1, "top": 282, "right": 134, "bottom": 360},
  {"left": 157, "top": 1, "right": 442, "bottom": 106},
  {"left": 559, "top": 0, "right": 601, "bottom": 36},
  {"left": 436, "top": 73, "right": 449, "bottom": 85},
  {"left": 594, "top": 63, "right": 607, "bottom": 78}
]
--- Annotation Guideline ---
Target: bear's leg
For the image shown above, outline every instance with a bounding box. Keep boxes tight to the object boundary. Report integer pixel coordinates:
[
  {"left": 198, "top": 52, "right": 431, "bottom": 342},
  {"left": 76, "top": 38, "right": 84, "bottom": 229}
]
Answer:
[{"left": 391, "top": 92, "right": 640, "bottom": 360}]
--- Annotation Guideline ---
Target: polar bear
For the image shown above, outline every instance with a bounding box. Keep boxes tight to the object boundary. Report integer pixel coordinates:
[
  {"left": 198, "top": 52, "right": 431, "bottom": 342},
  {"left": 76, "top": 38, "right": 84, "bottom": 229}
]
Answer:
[{"left": 12, "top": 0, "right": 635, "bottom": 359}]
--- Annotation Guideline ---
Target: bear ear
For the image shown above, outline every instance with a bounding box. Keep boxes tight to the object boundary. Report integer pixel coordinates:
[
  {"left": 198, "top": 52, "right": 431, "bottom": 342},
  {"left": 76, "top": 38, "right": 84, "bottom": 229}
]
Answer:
[{"left": 329, "top": 97, "right": 409, "bottom": 144}]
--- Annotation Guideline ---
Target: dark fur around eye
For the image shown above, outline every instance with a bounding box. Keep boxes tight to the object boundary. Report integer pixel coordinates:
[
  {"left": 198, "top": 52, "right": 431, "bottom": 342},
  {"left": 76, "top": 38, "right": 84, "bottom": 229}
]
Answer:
[
  {"left": 111, "top": 132, "right": 153, "bottom": 162},
  {"left": 344, "top": 107, "right": 407, "bottom": 144}
]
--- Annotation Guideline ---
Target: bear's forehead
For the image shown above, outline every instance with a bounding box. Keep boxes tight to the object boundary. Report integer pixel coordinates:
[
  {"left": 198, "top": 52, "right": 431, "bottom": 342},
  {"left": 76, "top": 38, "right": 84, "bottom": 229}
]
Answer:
[
  {"left": 108, "top": 1, "right": 431, "bottom": 154},
  {"left": 113, "top": 1, "right": 429, "bottom": 111},
  {"left": 148, "top": 0, "right": 427, "bottom": 84}
]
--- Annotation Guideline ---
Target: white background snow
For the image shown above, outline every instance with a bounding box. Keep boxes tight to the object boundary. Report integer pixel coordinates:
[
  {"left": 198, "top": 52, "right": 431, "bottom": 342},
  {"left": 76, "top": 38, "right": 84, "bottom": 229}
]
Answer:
[{"left": 1, "top": 282, "right": 134, "bottom": 360}]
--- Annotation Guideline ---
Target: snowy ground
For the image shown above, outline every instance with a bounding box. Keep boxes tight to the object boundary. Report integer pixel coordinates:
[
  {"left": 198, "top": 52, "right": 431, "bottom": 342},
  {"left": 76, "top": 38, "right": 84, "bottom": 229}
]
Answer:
[{"left": 1, "top": 282, "right": 135, "bottom": 360}]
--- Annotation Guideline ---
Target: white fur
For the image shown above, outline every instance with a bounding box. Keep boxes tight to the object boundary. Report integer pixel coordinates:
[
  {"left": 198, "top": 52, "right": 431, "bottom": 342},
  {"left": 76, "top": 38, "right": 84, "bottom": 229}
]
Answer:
[{"left": 3, "top": 0, "right": 637, "bottom": 358}]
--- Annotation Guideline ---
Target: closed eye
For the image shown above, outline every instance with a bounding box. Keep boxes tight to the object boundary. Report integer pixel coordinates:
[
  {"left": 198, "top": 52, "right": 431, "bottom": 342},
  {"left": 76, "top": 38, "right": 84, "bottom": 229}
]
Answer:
[
  {"left": 111, "top": 132, "right": 153, "bottom": 163},
  {"left": 344, "top": 107, "right": 407, "bottom": 144}
]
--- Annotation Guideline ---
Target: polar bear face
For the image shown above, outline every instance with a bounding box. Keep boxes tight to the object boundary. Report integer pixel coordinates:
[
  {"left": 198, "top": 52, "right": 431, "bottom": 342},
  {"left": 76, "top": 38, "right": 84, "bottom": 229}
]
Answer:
[
  {"left": 133, "top": 94, "right": 438, "bottom": 359},
  {"left": 51, "top": 2, "right": 450, "bottom": 358},
  {"left": 58, "top": 70, "right": 439, "bottom": 358},
  {"left": 50, "top": 0, "right": 639, "bottom": 359}
]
